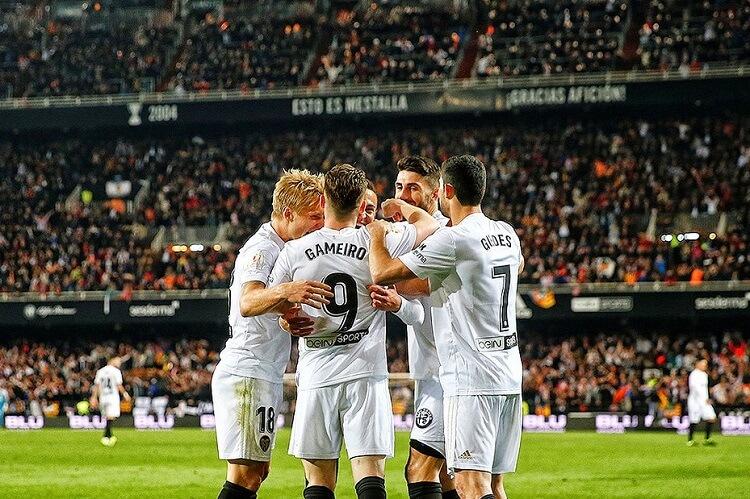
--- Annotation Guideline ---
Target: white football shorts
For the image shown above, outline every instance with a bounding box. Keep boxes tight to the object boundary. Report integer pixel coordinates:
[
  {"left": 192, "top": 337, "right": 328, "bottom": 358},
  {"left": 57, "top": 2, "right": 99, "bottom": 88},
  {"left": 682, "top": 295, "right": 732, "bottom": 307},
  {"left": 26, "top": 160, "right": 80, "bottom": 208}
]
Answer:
[
  {"left": 99, "top": 396, "right": 121, "bottom": 419},
  {"left": 212, "top": 365, "right": 282, "bottom": 461},
  {"left": 411, "top": 376, "right": 445, "bottom": 457},
  {"left": 445, "top": 393, "right": 522, "bottom": 475},
  {"left": 289, "top": 376, "right": 394, "bottom": 460},
  {"left": 688, "top": 399, "right": 717, "bottom": 424}
]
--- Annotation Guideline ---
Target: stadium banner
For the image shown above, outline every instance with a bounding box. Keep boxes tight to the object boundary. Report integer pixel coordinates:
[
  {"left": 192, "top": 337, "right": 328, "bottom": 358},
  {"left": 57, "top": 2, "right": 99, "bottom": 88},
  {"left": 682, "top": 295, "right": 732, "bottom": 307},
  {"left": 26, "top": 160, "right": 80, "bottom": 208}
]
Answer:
[
  {"left": 1, "top": 289, "right": 749, "bottom": 326},
  {"left": 8, "top": 414, "right": 749, "bottom": 435},
  {"left": 1, "top": 76, "right": 748, "bottom": 131}
]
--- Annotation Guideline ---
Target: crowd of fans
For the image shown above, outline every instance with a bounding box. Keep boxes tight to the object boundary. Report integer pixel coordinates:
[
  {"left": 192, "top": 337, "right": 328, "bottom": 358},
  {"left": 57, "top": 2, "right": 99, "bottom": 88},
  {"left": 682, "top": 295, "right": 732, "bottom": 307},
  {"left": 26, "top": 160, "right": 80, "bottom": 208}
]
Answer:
[
  {"left": 2, "top": 0, "right": 750, "bottom": 98},
  {"left": 314, "top": 3, "right": 465, "bottom": 86},
  {"left": 2, "top": 331, "right": 747, "bottom": 417},
  {"left": 637, "top": 0, "right": 750, "bottom": 73},
  {"left": 2, "top": 112, "right": 748, "bottom": 293},
  {"left": 475, "top": 0, "right": 629, "bottom": 77},
  {"left": 0, "top": 4, "right": 177, "bottom": 98}
]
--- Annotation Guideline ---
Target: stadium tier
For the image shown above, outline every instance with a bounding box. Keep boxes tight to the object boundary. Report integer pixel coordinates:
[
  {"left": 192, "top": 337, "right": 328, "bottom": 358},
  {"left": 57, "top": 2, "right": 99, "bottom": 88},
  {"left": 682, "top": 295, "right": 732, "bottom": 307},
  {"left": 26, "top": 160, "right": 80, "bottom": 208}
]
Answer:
[
  {"left": 2, "top": 0, "right": 750, "bottom": 99},
  {"left": 2, "top": 113, "right": 748, "bottom": 293},
  {"left": 2, "top": 331, "right": 747, "bottom": 418}
]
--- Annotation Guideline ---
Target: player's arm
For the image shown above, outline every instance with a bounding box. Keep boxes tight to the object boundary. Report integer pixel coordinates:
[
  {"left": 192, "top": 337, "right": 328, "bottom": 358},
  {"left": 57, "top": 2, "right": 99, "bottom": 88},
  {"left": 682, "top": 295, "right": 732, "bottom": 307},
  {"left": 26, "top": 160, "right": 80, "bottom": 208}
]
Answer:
[
  {"left": 368, "top": 220, "right": 418, "bottom": 285},
  {"left": 381, "top": 199, "right": 439, "bottom": 246},
  {"left": 117, "top": 383, "right": 131, "bottom": 402},
  {"left": 239, "top": 280, "right": 333, "bottom": 317},
  {"left": 368, "top": 285, "right": 425, "bottom": 326},
  {"left": 394, "top": 278, "right": 430, "bottom": 297},
  {"left": 90, "top": 384, "right": 99, "bottom": 409}
]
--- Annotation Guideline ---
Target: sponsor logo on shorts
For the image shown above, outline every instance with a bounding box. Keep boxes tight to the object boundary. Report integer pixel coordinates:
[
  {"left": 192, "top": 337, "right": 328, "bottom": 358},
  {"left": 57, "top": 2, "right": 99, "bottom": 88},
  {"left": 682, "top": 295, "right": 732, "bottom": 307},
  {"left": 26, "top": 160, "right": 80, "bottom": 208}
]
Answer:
[
  {"left": 415, "top": 408, "right": 433, "bottom": 429},
  {"left": 304, "top": 329, "right": 369, "bottom": 349},
  {"left": 259, "top": 435, "right": 271, "bottom": 452},
  {"left": 475, "top": 333, "right": 518, "bottom": 351}
]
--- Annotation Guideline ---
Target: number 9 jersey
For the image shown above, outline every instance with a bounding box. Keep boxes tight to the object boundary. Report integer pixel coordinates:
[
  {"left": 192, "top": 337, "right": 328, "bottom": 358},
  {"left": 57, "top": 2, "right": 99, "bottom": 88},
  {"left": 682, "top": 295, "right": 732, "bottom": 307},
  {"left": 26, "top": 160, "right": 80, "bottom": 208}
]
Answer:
[{"left": 269, "top": 224, "right": 417, "bottom": 390}]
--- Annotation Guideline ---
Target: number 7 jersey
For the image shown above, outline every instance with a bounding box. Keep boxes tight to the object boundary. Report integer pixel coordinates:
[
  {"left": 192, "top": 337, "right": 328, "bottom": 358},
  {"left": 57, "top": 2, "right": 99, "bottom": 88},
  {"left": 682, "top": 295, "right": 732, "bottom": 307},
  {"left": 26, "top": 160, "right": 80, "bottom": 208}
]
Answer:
[
  {"left": 399, "top": 213, "right": 522, "bottom": 397},
  {"left": 269, "top": 225, "right": 417, "bottom": 390}
]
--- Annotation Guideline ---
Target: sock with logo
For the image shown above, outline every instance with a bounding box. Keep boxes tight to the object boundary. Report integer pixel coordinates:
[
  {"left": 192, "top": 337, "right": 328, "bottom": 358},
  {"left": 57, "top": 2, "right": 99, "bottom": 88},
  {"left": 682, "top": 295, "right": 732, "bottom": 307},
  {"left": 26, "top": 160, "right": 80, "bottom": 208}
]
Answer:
[
  {"left": 355, "top": 476, "right": 386, "bottom": 499},
  {"left": 688, "top": 423, "right": 696, "bottom": 441},
  {"left": 705, "top": 421, "right": 713, "bottom": 440},
  {"left": 104, "top": 419, "right": 112, "bottom": 438},
  {"left": 407, "top": 481, "right": 441, "bottom": 499},
  {"left": 217, "top": 481, "right": 256, "bottom": 499},
  {"left": 442, "top": 490, "right": 460, "bottom": 499},
  {"left": 304, "top": 485, "right": 335, "bottom": 499}
]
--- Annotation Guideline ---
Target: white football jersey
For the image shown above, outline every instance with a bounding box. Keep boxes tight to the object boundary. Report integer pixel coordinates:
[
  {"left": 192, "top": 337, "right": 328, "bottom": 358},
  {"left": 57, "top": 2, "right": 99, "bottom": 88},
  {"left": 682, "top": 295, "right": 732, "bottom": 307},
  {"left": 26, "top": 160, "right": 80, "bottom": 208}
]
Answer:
[
  {"left": 270, "top": 224, "right": 417, "bottom": 390},
  {"left": 406, "top": 211, "right": 450, "bottom": 380},
  {"left": 219, "top": 222, "right": 290, "bottom": 383},
  {"left": 95, "top": 365, "right": 123, "bottom": 400},
  {"left": 688, "top": 369, "right": 709, "bottom": 401},
  {"left": 400, "top": 213, "right": 522, "bottom": 397}
]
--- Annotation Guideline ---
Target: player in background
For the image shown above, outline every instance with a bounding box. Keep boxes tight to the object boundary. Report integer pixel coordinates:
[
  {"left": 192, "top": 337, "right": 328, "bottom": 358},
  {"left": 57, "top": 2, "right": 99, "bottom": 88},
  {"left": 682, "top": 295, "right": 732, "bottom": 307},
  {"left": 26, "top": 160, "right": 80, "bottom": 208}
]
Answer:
[
  {"left": 212, "top": 170, "right": 334, "bottom": 499},
  {"left": 270, "top": 164, "right": 439, "bottom": 499},
  {"left": 369, "top": 155, "right": 524, "bottom": 499},
  {"left": 687, "top": 358, "right": 717, "bottom": 446},
  {"left": 90, "top": 357, "right": 131, "bottom": 447},
  {"left": 371, "top": 156, "right": 456, "bottom": 499}
]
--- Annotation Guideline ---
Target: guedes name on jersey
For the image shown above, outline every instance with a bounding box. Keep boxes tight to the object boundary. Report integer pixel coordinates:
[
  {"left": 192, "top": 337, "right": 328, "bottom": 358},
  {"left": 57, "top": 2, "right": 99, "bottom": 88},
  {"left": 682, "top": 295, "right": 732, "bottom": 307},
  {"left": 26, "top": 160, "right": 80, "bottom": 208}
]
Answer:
[
  {"left": 304, "top": 242, "right": 367, "bottom": 261},
  {"left": 481, "top": 233, "right": 513, "bottom": 251}
]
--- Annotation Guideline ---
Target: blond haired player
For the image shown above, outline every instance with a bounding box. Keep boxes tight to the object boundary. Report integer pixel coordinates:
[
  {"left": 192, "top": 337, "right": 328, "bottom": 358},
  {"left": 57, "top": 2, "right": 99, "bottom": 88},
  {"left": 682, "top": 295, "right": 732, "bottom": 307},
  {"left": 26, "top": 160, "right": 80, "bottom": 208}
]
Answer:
[
  {"left": 212, "top": 169, "right": 334, "bottom": 499},
  {"left": 370, "top": 155, "right": 524, "bottom": 499},
  {"left": 269, "top": 164, "right": 438, "bottom": 499},
  {"left": 91, "top": 357, "right": 130, "bottom": 447}
]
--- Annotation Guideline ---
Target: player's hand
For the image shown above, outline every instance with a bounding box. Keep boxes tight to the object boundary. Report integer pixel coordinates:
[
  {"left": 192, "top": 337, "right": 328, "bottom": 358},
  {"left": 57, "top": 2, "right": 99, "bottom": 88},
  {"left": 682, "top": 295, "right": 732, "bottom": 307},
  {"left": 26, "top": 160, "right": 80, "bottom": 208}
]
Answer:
[
  {"left": 381, "top": 199, "right": 407, "bottom": 220},
  {"left": 368, "top": 284, "right": 402, "bottom": 312},
  {"left": 283, "top": 280, "right": 333, "bottom": 309},
  {"left": 89, "top": 397, "right": 98, "bottom": 410},
  {"left": 280, "top": 306, "right": 316, "bottom": 337},
  {"left": 366, "top": 219, "right": 390, "bottom": 238}
]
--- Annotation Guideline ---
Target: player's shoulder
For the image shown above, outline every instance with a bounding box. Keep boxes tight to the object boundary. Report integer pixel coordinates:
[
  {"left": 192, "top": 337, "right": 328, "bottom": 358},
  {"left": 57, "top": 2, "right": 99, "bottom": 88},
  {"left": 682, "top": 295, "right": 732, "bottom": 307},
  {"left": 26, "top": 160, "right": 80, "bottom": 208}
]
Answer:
[{"left": 240, "top": 223, "right": 284, "bottom": 253}]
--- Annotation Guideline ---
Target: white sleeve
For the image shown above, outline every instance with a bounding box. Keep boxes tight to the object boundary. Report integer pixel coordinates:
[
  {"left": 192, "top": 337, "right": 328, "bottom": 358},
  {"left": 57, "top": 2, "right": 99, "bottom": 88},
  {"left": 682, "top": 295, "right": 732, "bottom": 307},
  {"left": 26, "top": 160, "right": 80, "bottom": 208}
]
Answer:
[
  {"left": 398, "top": 227, "right": 456, "bottom": 280},
  {"left": 94, "top": 371, "right": 102, "bottom": 386},
  {"left": 393, "top": 297, "right": 425, "bottom": 326},
  {"left": 236, "top": 242, "right": 277, "bottom": 286},
  {"left": 384, "top": 222, "right": 418, "bottom": 257},
  {"left": 115, "top": 369, "right": 123, "bottom": 385},
  {"left": 268, "top": 247, "right": 292, "bottom": 287}
]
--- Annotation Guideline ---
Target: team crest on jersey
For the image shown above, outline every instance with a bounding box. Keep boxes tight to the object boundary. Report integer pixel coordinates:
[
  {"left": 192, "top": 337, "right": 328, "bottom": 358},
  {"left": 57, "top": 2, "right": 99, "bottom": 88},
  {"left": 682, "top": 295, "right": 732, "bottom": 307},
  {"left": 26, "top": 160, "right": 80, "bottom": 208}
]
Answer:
[
  {"left": 259, "top": 435, "right": 271, "bottom": 452},
  {"left": 415, "top": 408, "right": 433, "bottom": 428}
]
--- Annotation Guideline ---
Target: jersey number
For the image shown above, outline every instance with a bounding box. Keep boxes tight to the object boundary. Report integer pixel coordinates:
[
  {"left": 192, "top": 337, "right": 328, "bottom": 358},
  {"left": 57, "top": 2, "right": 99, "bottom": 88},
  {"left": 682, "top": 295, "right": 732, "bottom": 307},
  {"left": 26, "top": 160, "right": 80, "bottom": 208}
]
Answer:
[
  {"left": 256, "top": 406, "right": 275, "bottom": 433},
  {"left": 492, "top": 265, "right": 511, "bottom": 332},
  {"left": 322, "top": 273, "right": 358, "bottom": 332}
]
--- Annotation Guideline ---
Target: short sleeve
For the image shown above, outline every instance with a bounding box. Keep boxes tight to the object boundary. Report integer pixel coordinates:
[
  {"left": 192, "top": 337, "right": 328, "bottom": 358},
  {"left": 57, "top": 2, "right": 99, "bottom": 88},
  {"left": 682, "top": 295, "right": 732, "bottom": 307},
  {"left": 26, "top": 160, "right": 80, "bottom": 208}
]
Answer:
[
  {"left": 384, "top": 222, "right": 417, "bottom": 257},
  {"left": 115, "top": 370, "right": 123, "bottom": 385},
  {"left": 268, "top": 247, "right": 292, "bottom": 287},
  {"left": 398, "top": 227, "right": 456, "bottom": 280},
  {"left": 236, "top": 243, "right": 278, "bottom": 286},
  {"left": 94, "top": 371, "right": 102, "bottom": 385}
]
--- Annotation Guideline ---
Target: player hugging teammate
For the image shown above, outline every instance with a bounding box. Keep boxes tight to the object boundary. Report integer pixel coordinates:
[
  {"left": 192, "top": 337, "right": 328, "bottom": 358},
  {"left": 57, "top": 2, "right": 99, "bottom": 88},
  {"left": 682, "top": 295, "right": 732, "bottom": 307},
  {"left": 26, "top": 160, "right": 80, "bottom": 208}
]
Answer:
[{"left": 212, "top": 156, "right": 524, "bottom": 499}]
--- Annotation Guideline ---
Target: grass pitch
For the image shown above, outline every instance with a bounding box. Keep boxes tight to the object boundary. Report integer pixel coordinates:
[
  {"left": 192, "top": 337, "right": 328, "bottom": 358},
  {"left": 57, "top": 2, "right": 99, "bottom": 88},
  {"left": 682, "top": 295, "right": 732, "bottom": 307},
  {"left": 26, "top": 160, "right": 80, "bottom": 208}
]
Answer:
[{"left": 1, "top": 429, "right": 747, "bottom": 498}]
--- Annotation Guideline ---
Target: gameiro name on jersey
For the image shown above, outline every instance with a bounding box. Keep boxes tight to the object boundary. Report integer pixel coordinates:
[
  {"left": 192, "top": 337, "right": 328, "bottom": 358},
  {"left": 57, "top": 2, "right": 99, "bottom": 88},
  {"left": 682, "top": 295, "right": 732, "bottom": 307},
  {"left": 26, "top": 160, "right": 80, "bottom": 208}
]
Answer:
[
  {"left": 269, "top": 224, "right": 418, "bottom": 390},
  {"left": 399, "top": 213, "right": 523, "bottom": 397},
  {"left": 219, "top": 222, "right": 290, "bottom": 384}
]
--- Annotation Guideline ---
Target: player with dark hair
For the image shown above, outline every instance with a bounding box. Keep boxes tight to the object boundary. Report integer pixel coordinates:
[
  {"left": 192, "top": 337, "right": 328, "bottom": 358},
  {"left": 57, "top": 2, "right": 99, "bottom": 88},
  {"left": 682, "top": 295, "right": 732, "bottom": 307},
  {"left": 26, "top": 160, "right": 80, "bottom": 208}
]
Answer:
[
  {"left": 687, "top": 358, "right": 717, "bottom": 446},
  {"left": 91, "top": 357, "right": 131, "bottom": 447},
  {"left": 369, "top": 155, "right": 524, "bottom": 499},
  {"left": 270, "top": 164, "right": 439, "bottom": 499}
]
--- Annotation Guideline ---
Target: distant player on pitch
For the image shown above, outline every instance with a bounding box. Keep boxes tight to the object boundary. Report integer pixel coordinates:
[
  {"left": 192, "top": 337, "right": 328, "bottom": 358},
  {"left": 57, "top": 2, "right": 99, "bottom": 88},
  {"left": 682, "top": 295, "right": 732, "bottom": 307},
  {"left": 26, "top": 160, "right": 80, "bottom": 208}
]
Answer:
[
  {"left": 212, "top": 170, "right": 334, "bottom": 499},
  {"left": 370, "top": 155, "right": 524, "bottom": 499},
  {"left": 687, "top": 358, "right": 717, "bottom": 446},
  {"left": 91, "top": 357, "right": 131, "bottom": 447},
  {"left": 270, "top": 164, "right": 438, "bottom": 499}
]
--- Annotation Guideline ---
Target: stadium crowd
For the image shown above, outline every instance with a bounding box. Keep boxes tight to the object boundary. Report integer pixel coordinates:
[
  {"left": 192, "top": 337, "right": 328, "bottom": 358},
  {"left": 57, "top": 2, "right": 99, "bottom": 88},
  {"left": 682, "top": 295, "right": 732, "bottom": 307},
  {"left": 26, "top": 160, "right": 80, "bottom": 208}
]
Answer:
[
  {"left": 2, "top": 113, "right": 749, "bottom": 293},
  {"left": 2, "top": 0, "right": 750, "bottom": 98},
  {"left": 2, "top": 331, "right": 747, "bottom": 417}
]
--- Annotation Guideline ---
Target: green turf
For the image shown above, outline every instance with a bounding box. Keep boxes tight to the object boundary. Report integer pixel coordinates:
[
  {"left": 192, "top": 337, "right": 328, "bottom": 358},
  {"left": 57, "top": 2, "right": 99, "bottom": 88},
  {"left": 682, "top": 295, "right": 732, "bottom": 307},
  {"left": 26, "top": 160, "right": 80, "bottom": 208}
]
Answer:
[{"left": 0, "top": 429, "right": 747, "bottom": 498}]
